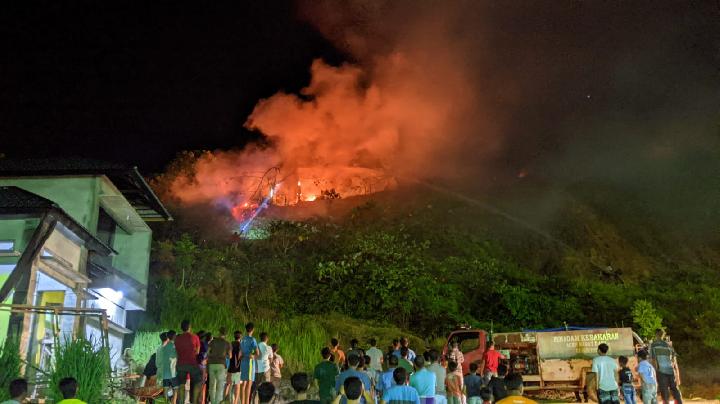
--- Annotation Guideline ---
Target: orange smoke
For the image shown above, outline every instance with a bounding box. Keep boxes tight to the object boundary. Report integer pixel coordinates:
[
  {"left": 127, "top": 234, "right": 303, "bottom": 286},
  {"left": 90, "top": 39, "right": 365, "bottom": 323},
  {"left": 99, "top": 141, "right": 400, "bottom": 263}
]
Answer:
[{"left": 168, "top": 1, "right": 501, "bottom": 215}]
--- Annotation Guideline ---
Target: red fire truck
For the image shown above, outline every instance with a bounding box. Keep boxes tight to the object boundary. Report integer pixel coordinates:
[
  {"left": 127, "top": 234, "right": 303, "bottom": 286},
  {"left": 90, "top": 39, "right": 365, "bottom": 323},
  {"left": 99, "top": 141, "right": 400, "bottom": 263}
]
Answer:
[{"left": 444, "top": 326, "right": 649, "bottom": 400}]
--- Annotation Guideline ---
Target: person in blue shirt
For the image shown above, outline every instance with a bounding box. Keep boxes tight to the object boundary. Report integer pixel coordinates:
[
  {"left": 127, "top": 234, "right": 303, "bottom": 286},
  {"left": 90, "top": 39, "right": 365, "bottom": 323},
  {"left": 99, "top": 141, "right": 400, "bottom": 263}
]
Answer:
[
  {"left": 332, "top": 377, "right": 375, "bottom": 404},
  {"left": 379, "top": 355, "right": 400, "bottom": 395},
  {"left": 637, "top": 350, "right": 658, "bottom": 404},
  {"left": 410, "top": 356, "right": 436, "bottom": 400},
  {"left": 240, "top": 323, "right": 260, "bottom": 404},
  {"left": 382, "top": 368, "right": 421, "bottom": 404},
  {"left": 463, "top": 363, "right": 483, "bottom": 404},
  {"left": 336, "top": 355, "right": 372, "bottom": 403},
  {"left": 391, "top": 340, "right": 401, "bottom": 359},
  {"left": 397, "top": 337, "right": 417, "bottom": 362}
]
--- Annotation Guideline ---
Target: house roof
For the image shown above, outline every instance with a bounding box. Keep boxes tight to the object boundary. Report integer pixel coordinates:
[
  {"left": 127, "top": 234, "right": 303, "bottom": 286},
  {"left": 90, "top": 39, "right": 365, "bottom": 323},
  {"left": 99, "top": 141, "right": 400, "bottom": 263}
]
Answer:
[
  {"left": 0, "top": 184, "right": 54, "bottom": 211},
  {"left": 0, "top": 186, "right": 116, "bottom": 256},
  {"left": 0, "top": 158, "right": 172, "bottom": 221}
]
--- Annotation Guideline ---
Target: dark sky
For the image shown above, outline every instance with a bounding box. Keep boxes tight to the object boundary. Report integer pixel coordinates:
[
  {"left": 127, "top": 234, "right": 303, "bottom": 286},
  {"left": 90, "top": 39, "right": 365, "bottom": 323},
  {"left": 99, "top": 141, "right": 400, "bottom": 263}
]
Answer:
[
  {"left": 1, "top": 1, "right": 718, "bottom": 179},
  {"left": 0, "top": 1, "right": 344, "bottom": 173}
]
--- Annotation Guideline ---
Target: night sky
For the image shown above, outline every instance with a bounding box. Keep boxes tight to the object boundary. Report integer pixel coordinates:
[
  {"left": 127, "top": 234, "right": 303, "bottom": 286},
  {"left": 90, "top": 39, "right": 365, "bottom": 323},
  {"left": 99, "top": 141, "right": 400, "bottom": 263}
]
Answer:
[
  {"left": 0, "top": 1, "right": 344, "bottom": 172},
  {"left": 1, "top": 1, "right": 719, "bottom": 180}
]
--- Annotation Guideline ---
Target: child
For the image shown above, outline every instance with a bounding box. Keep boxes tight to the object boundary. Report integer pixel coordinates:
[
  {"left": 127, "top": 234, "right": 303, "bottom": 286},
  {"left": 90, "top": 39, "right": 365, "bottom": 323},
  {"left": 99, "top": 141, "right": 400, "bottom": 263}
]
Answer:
[
  {"left": 3, "top": 378, "right": 28, "bottom": 404},
  {"left": 464, "top": 363, "right": 483, "bottom": 404},
  {"left": 618, "top": 356, "right": 636, "bottom": 404},
  {"left": 637, "top": 350, "right": 658, "bottom": 404},
  {"left": 289, "top": 373, "right": 315, "bottom": 403},
  {"left": 362, "top": 354, "right": 378, "bottom": 394},
  {"left": 258, "top": 382, "right": 277, "bottom": 404},
  {"left": 486, "top": 364, "right": 508, "bottom": 403},
  {"left": 445, "top": 361, "right": 463, "bottom": 404},
  {"left": 479, "top": 387, "right": 492, "bottom": 404},
  {"left": 270, "top": 344, "right": 284, "bottom": 395}
]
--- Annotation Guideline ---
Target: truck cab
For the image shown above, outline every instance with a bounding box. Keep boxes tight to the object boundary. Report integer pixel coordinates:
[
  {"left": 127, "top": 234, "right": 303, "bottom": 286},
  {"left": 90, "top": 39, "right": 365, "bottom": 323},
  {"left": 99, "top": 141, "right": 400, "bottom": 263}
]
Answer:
[{"left": 442, "top": 327, "right": 488, "bottom": 375}]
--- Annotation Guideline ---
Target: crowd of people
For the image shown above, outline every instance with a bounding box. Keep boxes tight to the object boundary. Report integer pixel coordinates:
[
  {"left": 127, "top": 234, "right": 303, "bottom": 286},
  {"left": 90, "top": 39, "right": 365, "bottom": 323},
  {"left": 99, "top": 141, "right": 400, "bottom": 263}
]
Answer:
[
  {"left": 1, "top": 321, "right": 685, "bottom": 404},
  {"left": 141, "top": 320, "right": 684, "bottom": 404},
  {"left": 142, "top": 320, "right": 540, "bottom": 404},
  {"left": 592, "top": 329, "right": 683, "bottom": 404}
]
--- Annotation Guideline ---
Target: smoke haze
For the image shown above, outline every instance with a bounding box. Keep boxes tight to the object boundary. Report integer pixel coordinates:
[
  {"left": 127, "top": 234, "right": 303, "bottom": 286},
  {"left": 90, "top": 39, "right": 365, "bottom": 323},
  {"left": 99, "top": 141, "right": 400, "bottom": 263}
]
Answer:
[{"left": 168, "top": 0, "right": 720, "bottom": 235}]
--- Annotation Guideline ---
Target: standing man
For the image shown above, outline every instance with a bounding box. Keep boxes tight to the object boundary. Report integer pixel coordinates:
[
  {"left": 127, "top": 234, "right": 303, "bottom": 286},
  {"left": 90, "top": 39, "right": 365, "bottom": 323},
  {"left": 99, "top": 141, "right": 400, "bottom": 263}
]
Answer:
[
  {"left": 426, "top": 350, "right": 446, "bottom": 398},
  {"left": 348, "top": 339, "right": 365, "bottom": 363},
  {"left": 336, "top": 355, "right": 372, "bottom": 404},
  {"left": 382, "top": 368, "right": 421, "bottom": 404},
  {"left": 331, "top": 338, "right": 347, "bottom": 369},
  {"left": 637, "top": 350, "right": 658, "bottom": 404},
  {"left": 481, "top": 341, "right": 506, "bottom": 385},
  {"left": 240, "top": 323, "right": 260, "bottom": 404},
  {"left": 257, "top": 332, "right": 273, "bottom": 383},
  {"left": 378, "top": 354, "right": 399, "bottom": 397},
  {"left": 591, "top": 343, "right": 619, "bottom": 404},
  {"left": 366, "top": 338, "right": 384, "bottom": 373},
  {"left": 398, "top": 347, "right": 415, "bottom": 374},
  {"left": 314, "top": 347, "right": 340, "bottom": 404},
  {"left": 410, "top": 356, "right": 436, "bottom": 404},
  {"left": 400, "top": 337, "right": 416, "bottom": 362},
  {"left": 207, "top": 327, "right": 232, "bottom": 404},
  {"left": 159, "top": 330, "right": 179, "bottom": 404},
  {"left": 175, "top": 319, "right": 202, "bottom": 404},
  {"left": 650, "top": 330, "right": 682, "bottom": 404},
  {"left": 391, "top": 339, "right": 401, "bottom": 359},
  {"left": 227, "top": 330, "right": 243, "bottom": 404},
  {"left": 495, "top": 373, "right": 537, "bottom": 404}
]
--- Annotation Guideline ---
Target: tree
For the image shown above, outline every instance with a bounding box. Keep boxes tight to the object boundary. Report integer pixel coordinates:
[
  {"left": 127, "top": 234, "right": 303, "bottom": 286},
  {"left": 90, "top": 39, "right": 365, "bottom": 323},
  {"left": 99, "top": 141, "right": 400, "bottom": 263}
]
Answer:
[
  {"left": 174, "top": 233, "right": 198, "bottom": 289},
  {"left": 631, "top": 299, "right": 663, "bottom": 341}
]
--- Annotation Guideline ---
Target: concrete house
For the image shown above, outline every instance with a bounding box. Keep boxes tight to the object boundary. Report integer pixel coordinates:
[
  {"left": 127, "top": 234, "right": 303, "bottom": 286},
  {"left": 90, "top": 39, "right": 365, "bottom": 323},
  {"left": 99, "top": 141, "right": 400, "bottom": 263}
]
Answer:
[{"left": 0, "top": 159, "right": 171, "bottom": 371}]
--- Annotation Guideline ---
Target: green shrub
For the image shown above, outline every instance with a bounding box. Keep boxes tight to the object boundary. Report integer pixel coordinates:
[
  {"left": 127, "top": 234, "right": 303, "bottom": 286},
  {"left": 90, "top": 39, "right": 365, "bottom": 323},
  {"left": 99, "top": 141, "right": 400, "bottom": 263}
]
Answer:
[
  {"left": 0, "top": 338, "right": 21, "bottom": 401},
  {"left": 632, "top": 299, "right": 663, "bottom": 341},
  {"left": 50, "top": 338, "right": 110, "bottom": 403},
  {"left": 129, "top": 332, "right": 162, "bottom": 374}
]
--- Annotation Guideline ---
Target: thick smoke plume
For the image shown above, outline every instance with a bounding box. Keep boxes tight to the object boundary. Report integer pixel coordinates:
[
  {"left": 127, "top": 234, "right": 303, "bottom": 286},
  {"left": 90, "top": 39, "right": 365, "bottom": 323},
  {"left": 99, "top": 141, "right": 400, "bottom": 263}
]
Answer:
[
  {"left": 168, "top": 0, "right": 719, "bottom": 237},
  {"left": 169, "top": 0, "right": 500, "bottom": 213}
]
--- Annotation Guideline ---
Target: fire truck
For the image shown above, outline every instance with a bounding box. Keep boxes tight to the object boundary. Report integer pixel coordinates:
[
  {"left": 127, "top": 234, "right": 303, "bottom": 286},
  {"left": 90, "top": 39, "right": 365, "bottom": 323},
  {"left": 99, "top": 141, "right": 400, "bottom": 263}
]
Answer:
[{"left": 444, "top": 326, "right": 648, "bottom": 400}]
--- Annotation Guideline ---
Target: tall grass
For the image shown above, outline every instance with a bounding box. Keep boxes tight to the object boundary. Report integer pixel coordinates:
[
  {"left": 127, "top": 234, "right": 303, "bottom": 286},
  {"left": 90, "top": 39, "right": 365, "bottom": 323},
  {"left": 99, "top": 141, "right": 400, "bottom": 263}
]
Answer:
[
  {"left": 0, "top": 338, "right": 21, "bottom": 401},
  {"left": 50, "top": 338, "right": 110, "bottom": 403},
  {"left": 129, "top": 331, "right": 162, "bottom": 374},
  {"left": 142, "top": 284, "right": 425, "bottom": 375}
]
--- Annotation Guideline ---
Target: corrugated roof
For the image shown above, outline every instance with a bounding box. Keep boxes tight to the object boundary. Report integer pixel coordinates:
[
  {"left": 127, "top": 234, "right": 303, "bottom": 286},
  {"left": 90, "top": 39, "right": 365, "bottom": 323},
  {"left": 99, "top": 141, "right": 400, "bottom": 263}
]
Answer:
[
  {"left": 0, "top": 157, "right": 128, "bottom": 173},
  {"left": 0, "top": 186, "right": 116, "bottom": 256},
  {"left": 0, "top": 185, "right": 55, "bottom": 211},
  {"left": 0, "top": 158, "right": 172, "bottom": 221}
]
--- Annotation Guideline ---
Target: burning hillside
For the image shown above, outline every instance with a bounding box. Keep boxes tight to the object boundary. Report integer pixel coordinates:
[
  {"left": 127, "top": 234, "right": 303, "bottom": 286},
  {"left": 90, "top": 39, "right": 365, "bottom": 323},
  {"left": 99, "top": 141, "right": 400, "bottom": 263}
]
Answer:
[{"left": 166, "top": 1, "right": 501, "bottom": 225}]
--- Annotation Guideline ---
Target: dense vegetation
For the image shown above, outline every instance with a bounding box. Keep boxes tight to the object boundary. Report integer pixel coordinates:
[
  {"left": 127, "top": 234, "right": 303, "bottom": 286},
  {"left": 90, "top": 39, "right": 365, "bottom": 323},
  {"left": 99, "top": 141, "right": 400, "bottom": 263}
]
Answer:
[{"left": 145, "top": 183, "right": 720, "bottom": 375}]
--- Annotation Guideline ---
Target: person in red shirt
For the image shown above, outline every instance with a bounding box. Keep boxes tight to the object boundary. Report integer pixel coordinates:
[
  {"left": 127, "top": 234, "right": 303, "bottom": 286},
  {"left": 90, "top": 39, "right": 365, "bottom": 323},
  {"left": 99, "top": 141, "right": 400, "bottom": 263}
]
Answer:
[
  {"left": 175, "top": 319, "right": 202, "bottom": 404},
  {"left": 481, "top": 341, "right": 506, "bottom": 384}
]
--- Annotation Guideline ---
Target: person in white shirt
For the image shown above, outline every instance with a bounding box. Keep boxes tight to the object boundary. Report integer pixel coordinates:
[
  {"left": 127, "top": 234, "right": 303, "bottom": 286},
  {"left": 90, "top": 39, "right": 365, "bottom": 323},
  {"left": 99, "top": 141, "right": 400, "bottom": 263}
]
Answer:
[
  {"left": 637, "top": 350, "right": 658, "bottom": 404},
  {"left": 591, "top": 343, "right": 619, "bottom": 404},
  {"left": 270, "top": 343, "right": 284, "bottom": 395},
  {"left": 256, "top": 332, "right": 274, "bottom": 382},
  {"left": 366, "top": 338, "right": 385, "bottom": 373},
  {"left": 426, "top": 350, "right": 447, "bottom": 404}
]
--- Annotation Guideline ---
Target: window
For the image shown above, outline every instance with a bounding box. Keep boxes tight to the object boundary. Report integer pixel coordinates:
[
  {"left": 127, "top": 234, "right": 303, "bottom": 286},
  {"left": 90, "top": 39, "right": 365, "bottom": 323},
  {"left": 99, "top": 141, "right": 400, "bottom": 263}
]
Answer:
[
  {"left": 450, "top": 332, "right": 482, "bottom": 354},
  {"left": 0, "top": 240, "right": 14, "bottom": 253},
  {"left": 96, "top": 208, "right": 117, "bottom": 247}
]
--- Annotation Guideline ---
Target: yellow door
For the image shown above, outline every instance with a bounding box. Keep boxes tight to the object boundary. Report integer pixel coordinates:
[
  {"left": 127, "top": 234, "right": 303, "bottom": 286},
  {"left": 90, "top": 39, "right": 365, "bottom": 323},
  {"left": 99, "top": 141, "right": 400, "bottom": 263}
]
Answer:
[{"left": 34, "top": 291, "right": 65, "bottom": 367}]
